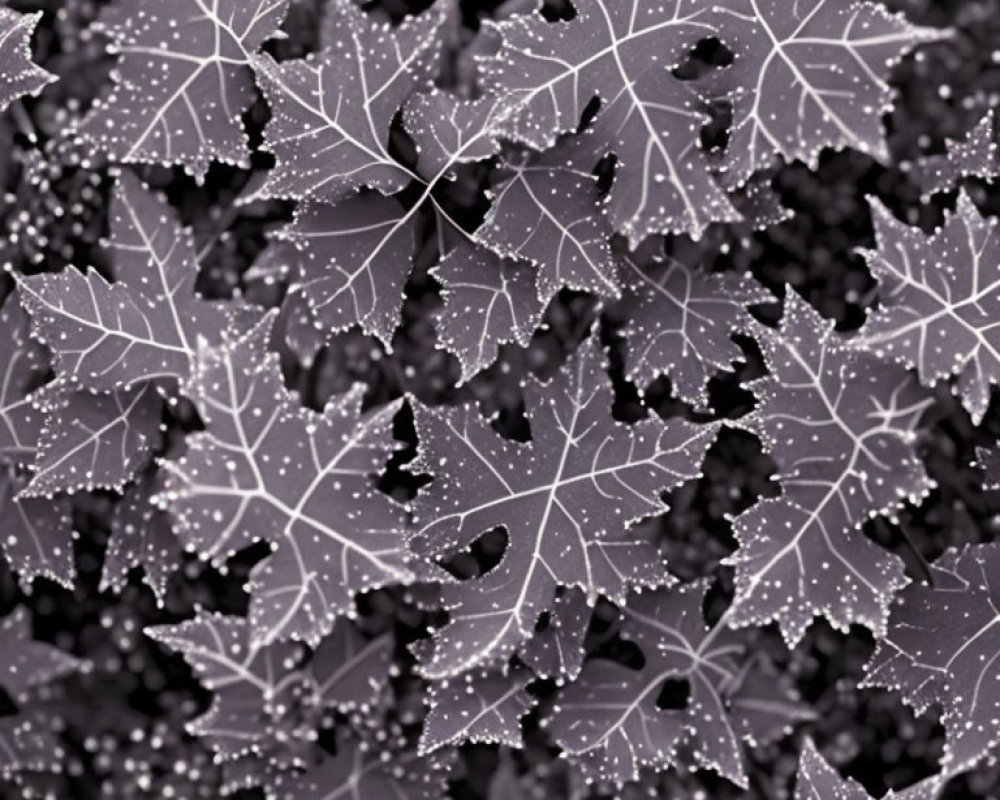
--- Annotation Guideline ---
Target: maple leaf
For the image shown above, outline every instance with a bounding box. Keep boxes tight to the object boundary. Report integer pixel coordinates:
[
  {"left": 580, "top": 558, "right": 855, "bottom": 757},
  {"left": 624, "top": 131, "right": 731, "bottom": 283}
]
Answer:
[
  {"left": 434, "top": 235, "right": 544, "bottom": 384},
  {"left": 477, "top": 141, "right": 619, "bottom": 302},
  {"left": 410, "top": 334, "right": 716, "bottom": 678},
  {"left": 519, "top": 586, "right": 591, "bottom": 683},
  {"left": 269, "top": 736, "right": 449, "bottom": 800},
  {"left": 77, "top": 0, "right": 290, "bottom": 180},
  {"left": 22, "top": 382, "right": 162, "bottom": 497},
  {"left": 908, "top": 110, "right": 998, "bottom": 197},
  {"left": 0, "top": 294, "right": 48, "bottom": 468},
  {"left": 795, "top": 739, "right": 944, "bottom": 800},
  {"left": 253, "top": 0, "right": 444, "bottom": 203},
  {"left": 0, "top": 466, "right": 74, "bottom": 588},
  {"left": 283, "top": 191, "right": 541, "bottom": 366},
  {"left": 420, "top": 667, "right": 535, "bottom": 754},
  {"left": 17, "top": 171, "right": 233, "bottom": 392},
  {"left": 481, "top": 0, "right": 738, "bottom": 242},
  {"left": 147, "top": 611, "right": 393, "bottom": 770},
  {"left": 855, "top": 192, "right": 1000, "bottom": 424},
  {"left": 546, "top": 581, "right": 805, "bottom": 787},
  {"left": 729, "top": 290, "right": 934, "bottom": 646},
  {"left": 617, "top": 244, "right": 772, "bottom": 407},
  {"left": 0, "top": 6, "right": 55, "bottom": 112},
  {"left": 308, "top": 616, "right": 394, "bottom": 712},
  {"left": 0, "top": 6, "right": 57, "bottom": 111},
  {"left": 147, "top": 612, "right": 311, "bottom": 762},
  {"left": 706, "top": 0, "right": 943, "bottom": 188},
  {"left": 100, "top": 471, "right": 180, "bottom": 603},
  {"left": 277, "top": 89, "right": 514, "bottom": 350},
  {"left": 795, "top": 739, "right": 871, "bottom": 800},
  {"left": 0, "top": 607, "right": 81, "bottom": 779},
  {"left": 159, "top": 314, "right": 411, "bottom": 647},
  {"left": 864, "top": 544, "right": 1000, "bottom": 774},
  {"left": 404, "top": 91, "right": 509, "bottom": 179},
  {"left": 0, "top": 711, "right": 61, "bottom": 780},
  {"left": 727, "top": 651, "right": 816, "bottom": 746},
  {"left": 0, "top": 606, "right": 81, "bottom": 700},
  {"left": 244, "top": 240, "right": 332, "bottom": 368},
  {"left": 280, "top": 193, "right": 414, "bottom": 346}
]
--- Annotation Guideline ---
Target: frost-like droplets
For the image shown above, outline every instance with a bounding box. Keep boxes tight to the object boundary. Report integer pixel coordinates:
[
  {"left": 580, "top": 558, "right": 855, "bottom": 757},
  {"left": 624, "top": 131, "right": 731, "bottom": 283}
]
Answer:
[
  {"left": 864, "top": 544, "right": 1000, "bottom": 774},
  {"left": 706, "top": 0, "right": 945, "bottom": 187},
  {"left": 160, "top": 314, "right": 412, "bottom": 647},
  {"left": 856, "top": 192, "right": 1000, "bottom": 424},
  {"left": 100, "top": 470, "right": 181, "bottom": 604},
  {"left": 280, "top": 194, "right": 415, "bottom": 347},
  {"left": 23, "top": 382, "right": 162, "bottom": 497},
  {"left": 0, "top": 606, "right": 82, "bottom": 780},
  {"left": 0, "top": 466, "right": 75, "bottom": 588},
  {"left": 476, "top": 139, "right": 619, "bottom": 303},
  {"left": 481, "top": 0, "right": 738, "bottom": 242},
  {"left": 728, "top": 289, "right": 934, "bottom": 646},
  {"left": 434, "top": 236, "right": 544, "bottom": 383},
  {"left": 253, "top": 0, "right": 445, "bottom": 203},
  {"left": 146, "top": 611, "right": 394, "bottom": 780},
  {"left": 420, "top": 667, "right": 534, "bottom": 754},
  {"left": 0, "top": 7, "right": 54, "bottom": 112},
  {"left": 547, "top": 581, "right": 811, "bottom": 787},
  {"left": 617, "top": 238, "right": 773, "bottom": 409},
  {"left": 907, "top": 110, "right": 999, "bottom": 197},
  {"left": 410, "top": 333, "right": 716, "bottom": 678},
  {"left": 17, "top": 171, "right": 239, "bottom": 392},
  {"left": 0, "top": 293, "right": 48, "bottom": 467},
  {"left": 77, "top": 0, "right": 290, "bottom": 180},
  {"left": 795, "top": 736, "right": 945, "bottom": 799}
]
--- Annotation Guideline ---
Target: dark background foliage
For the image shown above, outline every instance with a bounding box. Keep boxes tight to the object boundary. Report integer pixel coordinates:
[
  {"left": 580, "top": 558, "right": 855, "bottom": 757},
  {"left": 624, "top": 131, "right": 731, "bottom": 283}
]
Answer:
[{"left": 2, "top": 0, "right": 1000, "bottom": 798}]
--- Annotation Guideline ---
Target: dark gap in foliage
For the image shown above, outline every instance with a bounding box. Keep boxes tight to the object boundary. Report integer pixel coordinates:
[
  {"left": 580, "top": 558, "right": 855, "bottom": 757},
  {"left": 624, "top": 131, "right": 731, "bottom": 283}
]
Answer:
[
  {"left": 654, "top": 428, "right": 776, "bottom": 583},
  {"left": 433, "top": 160, "right": 496, "bottom": 232},
  {"left": 598, "top": 317, "right": 647, "bottom": 424},
  {"left": 268, "top": 0, "right": 325, "bottom": 59},
  {"left": 673, "top": 36, "right": 734, "bottom": 80},
  {"left": 837, "top": 688, "right": 946, "bottom": 798},
  {"left": 787, "top": 618, "right": 948, "bottom": 797},
  {"left": 379, "top": 402, "right": 430, "bottom": 502},
  {"left": 389, "top": 107, "right": 420, "bottom": 175},
  {"left": 578, "top": 94, "right": 602, "bottom": 132},
  {"left": 459, "top": 0, "right": 511, "bottom": 30},
  {"left": 448, "top": 743, "right": 501, "bottom": 800},
  {"left": 701, "top": 98, "right": 734, "bottom": 153},
  {"left": 585, "top": 632, "right": 645, "bottom": 673},
  {"left": 882, "top": 0, "right": 1000, "bottom": 165},
  {"left": 865, "top": 384, "right": 1000, "bottom": 579},
  {"left": 702, "top": 571, "right": 736, "bottom": 626},
  {"left": 540, "top": 0, "right": 576, "bottom": 23},
  {"left": 164, "top": 394, "right": 204, "bottom": 435},
  {"left": 437, "top": 526, "right": 508, "bottom": 580},
  {"left": 532, "top": 610, "right": 552, "bottom": 634},
  {"left": 359, "top": 0, "right": 439, "bottom": 23},
  {"left": 0, "top": 686, "right": 15, "bottom": 716},
  {"left": 593, "top": 152, "right": 616, "bottom": 195},
  {"left": 655, "top": 676, "right": 691, "bottom": 710}
]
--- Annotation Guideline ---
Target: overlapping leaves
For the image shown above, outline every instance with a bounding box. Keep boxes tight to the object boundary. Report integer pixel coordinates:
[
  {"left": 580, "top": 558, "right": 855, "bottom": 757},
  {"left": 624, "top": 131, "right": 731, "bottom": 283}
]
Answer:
[
  {"left": 864, "top": 544, "right": 1000, "bottom": 774},
  {"left": 79, "top": 0, "right": 291, "bottom": 179},
  {"left": 857, "top": 193, "right": 1000, "bottom": 424},
  {"left": 546, "top": 581, "right": 810, "bottom": 787},
  {"left": 410, "top": 335, "right": 715, "bottom": 677},
  {"left": 2, "top": 1, "right": 995, "bottom": 798},
  {"left": 159, "top": 314, "right": 411, "bottom": 647},
  {"left": 730, "top": 291, "right": 934, "bottom": 645}
]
